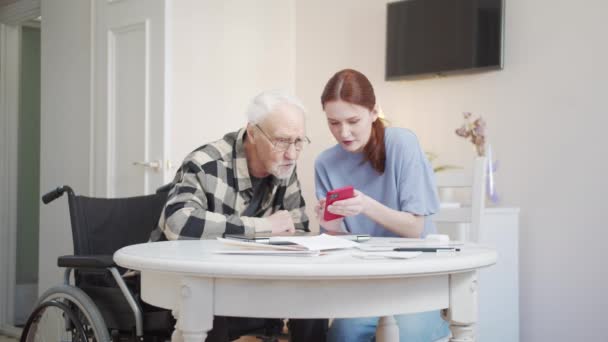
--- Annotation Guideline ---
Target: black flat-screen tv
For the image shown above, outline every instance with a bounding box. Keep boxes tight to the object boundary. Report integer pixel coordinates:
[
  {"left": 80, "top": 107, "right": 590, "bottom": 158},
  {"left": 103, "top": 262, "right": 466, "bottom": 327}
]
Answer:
[{"left": 386, "top": 0, "right": 504, "bottom": 80}]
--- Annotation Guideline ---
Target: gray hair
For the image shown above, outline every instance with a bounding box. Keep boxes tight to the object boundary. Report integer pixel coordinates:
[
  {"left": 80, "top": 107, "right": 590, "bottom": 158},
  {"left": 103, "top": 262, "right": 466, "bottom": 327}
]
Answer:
[{"left": 246, "top": 89, "right": 306, "bottom": 124}]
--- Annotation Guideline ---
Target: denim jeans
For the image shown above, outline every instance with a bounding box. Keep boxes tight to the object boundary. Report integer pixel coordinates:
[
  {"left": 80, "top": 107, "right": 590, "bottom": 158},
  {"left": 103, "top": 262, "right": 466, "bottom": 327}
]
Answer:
[{"left": 327, "top": 310, "right": 449, "bottom": 342}]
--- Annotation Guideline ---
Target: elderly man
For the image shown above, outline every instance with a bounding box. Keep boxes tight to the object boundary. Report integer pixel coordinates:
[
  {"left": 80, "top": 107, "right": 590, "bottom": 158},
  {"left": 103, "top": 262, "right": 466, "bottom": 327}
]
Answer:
[{"left": 150, "top": 90, "right": 326, "bottom": 341}]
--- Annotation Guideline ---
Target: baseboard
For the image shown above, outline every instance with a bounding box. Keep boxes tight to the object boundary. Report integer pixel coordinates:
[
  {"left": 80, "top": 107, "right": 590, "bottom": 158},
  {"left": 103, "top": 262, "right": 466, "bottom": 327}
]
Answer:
[{"left": 0, "top": 324, "right": 22, "bottom": 338}]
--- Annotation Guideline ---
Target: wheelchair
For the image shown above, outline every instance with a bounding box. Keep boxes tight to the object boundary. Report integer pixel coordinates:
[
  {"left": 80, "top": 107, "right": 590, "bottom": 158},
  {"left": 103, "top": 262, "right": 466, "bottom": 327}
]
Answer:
[{"left": 19, "top": 185, "right": 286, "bottom": 342}]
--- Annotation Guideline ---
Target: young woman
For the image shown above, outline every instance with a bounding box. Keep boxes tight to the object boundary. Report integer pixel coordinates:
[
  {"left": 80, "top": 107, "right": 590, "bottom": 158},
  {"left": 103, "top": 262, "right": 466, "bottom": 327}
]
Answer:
[{"left": 314, "top": 69, "right": 450, "bottom": 342}]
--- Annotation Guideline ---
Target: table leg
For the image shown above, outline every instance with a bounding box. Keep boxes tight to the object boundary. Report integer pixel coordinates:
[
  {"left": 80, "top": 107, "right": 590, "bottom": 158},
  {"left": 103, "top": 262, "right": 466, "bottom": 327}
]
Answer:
[
  {"left": 444, "top": 271, "right": 478, "bottom": 342},
  {"left": 172, "top": 276, "right": 214, "bottom": 342},
  {"left": 376, "top": 315, "right": 399, "bottom": 342}
]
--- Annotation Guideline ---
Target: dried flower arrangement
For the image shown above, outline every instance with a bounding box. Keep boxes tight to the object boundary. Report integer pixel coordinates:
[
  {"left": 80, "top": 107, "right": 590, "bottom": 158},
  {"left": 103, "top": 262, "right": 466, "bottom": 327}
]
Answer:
[
  {"left": 455, "top": 112, "right": 499, "bottom": 203},
  {"left": 455, "top": 112, "right": 486, "bottom": 157}
]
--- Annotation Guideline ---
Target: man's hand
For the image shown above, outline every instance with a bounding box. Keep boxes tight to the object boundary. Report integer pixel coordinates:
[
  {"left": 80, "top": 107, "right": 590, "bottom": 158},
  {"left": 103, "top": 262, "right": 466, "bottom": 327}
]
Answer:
[{"left": 267, "top": 210, "right": 296, "bottom": 235}]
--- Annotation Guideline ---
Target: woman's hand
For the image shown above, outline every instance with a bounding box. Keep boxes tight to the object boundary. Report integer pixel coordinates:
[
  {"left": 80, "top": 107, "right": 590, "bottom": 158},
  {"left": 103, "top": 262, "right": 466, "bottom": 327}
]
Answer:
[
  {"left": 325, "top": 190, "right": 368, "bottom": 217},
  {"left": 314, "top": 198, "right": 345, "bottom": 232},
  {"left": 334, "top": 190, "right": 424, "bottom": 238}
]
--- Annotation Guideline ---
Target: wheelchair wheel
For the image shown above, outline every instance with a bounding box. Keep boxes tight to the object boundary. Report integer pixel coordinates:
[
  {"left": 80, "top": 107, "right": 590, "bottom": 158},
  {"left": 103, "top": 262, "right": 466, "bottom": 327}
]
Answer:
[{"left": 21, "top": 285, "right": 110, "bottom": 342}]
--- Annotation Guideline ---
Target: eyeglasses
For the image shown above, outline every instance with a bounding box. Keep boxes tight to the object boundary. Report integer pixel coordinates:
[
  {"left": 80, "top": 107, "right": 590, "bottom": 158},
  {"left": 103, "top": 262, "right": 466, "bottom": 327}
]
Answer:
[{"left": 255, "top": 125, "right": 311, "bottom": 152}]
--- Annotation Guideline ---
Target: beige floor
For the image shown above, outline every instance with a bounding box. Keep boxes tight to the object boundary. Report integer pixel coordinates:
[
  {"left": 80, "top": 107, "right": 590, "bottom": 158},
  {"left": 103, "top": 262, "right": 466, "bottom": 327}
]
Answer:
[
  {"left": 0, "top": 335, "right": 17, "bottom": 342},
  {"left": 3, "top": 332, "right": 287, "bottom": 342},
  {"left": 1, "top": 333, "right": 285, "bottom": 342},
  {"left": 235, "top": 337, "right": 287, "bottom": 342},
  {"left": 233, "top": 329, "right": 289, "bottom": 341}
]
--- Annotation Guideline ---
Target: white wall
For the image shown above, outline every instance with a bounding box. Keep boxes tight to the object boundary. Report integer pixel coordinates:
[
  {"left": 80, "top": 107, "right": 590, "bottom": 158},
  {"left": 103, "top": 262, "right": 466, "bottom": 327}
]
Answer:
[
  {"left": 37, "top": 0, "right": 296, "bottom": 294},
  {"left": 39, "top": 0, "right": 92, "bottom": 293},
  {"left": 169, "top": 0, "right": 296, "bottom": 164},
  {"left": 296, "top": 0, "right": 608, "bottom": 340}
]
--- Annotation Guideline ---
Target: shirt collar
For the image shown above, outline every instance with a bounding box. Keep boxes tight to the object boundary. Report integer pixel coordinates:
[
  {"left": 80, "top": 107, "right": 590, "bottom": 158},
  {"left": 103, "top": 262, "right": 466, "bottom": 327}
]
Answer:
[{"left": 234, "top": 128, "right": 252, "bottom": 191}]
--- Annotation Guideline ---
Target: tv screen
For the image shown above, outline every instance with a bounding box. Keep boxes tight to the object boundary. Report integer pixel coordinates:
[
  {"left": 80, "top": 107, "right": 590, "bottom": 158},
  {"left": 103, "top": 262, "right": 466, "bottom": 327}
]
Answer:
[{"left": 386, "top": 0, "right": 504, "bottom": 80}]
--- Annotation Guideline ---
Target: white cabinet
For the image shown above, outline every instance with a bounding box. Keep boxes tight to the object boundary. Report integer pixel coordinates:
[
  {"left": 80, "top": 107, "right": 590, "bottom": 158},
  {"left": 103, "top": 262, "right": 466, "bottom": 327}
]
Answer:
[{"left": 477, "top": 207, "right": 520, "bottom": 342}]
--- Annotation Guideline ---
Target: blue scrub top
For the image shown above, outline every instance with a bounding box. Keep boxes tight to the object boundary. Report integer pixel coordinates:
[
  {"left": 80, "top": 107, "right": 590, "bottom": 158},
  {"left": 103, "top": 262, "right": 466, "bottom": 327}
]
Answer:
[{"left": 314, "top": 127, "right": 439, "bottom": 237}]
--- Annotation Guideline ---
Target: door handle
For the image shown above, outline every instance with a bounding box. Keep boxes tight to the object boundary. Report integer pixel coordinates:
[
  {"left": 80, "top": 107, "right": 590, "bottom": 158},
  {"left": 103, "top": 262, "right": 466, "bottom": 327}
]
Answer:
[{"left": 132, "top": 160, "right": 162, "bottom": 171}]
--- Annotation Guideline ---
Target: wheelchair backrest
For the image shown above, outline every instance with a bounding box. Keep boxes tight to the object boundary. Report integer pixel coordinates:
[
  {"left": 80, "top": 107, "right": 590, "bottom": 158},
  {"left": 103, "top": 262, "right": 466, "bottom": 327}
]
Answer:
[{"left": 66, "top": 191, "right": 168, "bottom": 256}]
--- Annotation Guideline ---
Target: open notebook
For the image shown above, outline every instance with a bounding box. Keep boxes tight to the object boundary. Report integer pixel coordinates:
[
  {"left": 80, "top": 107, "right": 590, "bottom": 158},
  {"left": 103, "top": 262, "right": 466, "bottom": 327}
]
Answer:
[
  {"left": 216, "top": 233, "right": 360, "bottom": 256},
  {"left": 223, "top": 231, "right": 370, "bottom": 244}
]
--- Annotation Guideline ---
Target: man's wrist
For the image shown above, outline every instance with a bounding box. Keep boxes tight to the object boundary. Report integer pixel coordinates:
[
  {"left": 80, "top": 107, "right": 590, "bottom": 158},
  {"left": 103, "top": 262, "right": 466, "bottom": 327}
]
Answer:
[
  {"left": 254, "top": 217, "right": 272, "bottom": 234},
  {"left": 241, "top": 217, "right": 269, "bottom": 235}
]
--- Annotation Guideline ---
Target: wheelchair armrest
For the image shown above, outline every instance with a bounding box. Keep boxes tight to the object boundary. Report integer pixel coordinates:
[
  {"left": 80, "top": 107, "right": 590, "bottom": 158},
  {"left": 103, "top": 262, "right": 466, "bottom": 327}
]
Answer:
[{"left": 57, "top": 255, "right": 116, "bottom": 269}]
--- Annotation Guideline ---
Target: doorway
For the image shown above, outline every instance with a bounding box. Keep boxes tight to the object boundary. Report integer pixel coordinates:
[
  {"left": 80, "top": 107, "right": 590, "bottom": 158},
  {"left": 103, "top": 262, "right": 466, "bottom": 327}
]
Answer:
[
  {"left": 14, "top": 21, "right": 41, "bottom": 327},
  {"left": 0, "top": 15, "right": 41, "bottom": 336}
]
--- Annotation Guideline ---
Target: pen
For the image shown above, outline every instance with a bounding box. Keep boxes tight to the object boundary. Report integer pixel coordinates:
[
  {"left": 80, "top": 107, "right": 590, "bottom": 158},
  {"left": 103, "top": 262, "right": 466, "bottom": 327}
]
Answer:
[{"left": 393, "top": 247, "right": 460, "bottom": 252}]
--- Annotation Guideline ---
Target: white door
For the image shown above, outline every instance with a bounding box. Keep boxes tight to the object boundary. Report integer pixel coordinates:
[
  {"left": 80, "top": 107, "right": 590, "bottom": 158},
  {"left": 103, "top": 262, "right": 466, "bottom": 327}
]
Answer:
[{"left": 94, "top": 0, "right": 169, "bottom": 197}]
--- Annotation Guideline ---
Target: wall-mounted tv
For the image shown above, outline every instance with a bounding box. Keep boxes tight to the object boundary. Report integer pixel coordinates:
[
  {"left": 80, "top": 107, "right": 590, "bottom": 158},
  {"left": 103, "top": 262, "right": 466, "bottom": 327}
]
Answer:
[{"left": 386, "top": 0, "right": 504, "bottom": 80}]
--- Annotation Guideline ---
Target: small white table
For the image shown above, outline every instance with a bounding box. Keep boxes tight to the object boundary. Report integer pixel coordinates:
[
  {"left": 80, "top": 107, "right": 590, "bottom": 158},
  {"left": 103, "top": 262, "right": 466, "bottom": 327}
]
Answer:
[
  {"left": 114, "top": 239, "right": 496, "bottom": 342},
  {"left": 478, "top": 208, "right": 519, "bottom": 342}
]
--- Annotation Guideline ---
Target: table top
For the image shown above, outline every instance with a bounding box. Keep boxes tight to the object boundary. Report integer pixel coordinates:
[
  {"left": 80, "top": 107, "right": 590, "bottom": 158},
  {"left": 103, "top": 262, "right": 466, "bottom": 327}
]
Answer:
[{"left": 114, "top": 238, "right": 497, "bottom": 280}]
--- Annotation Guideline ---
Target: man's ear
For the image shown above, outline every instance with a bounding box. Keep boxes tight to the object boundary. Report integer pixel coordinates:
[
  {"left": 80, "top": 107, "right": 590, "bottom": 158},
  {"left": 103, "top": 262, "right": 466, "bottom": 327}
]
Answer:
[{"left": 246, "top": 123, "right": 256, "bottom": 143}]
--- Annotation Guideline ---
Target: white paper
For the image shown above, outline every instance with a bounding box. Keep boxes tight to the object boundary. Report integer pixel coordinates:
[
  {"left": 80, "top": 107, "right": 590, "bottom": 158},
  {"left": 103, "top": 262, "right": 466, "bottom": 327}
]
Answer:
[
  {"left": 216, "top": 237, "right": 305, "bottom": 251},
  {"left": 356, "top": 245, "right": 397, "bottom": 252},
  {"left": 270, "top": 233, "right": 359, "bottom": 251},
  {"left": 364, "top": 238, "right": 463, "bottom": 248},
  {"left": 214, "top": 249, "right": 320, "bottom": 257}
]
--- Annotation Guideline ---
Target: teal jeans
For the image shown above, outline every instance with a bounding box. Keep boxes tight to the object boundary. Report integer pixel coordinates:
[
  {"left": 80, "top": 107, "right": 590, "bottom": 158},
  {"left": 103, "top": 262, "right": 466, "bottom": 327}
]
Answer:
[{"left": 328, "top": 310, "right": 449, "bottom": 342}]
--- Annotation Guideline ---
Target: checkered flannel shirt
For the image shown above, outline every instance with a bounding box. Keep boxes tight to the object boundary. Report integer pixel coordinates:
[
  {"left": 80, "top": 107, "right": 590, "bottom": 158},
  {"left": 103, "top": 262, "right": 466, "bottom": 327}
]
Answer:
[{"left": 150, "top": 128, "right": 309, "bottom": 241}]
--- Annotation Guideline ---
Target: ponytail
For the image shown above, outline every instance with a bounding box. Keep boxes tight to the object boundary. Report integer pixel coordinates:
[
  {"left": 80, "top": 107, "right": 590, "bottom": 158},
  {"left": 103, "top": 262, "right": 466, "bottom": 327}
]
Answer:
[{"left": 363, "top": 119, "right": 386, "bottom": 174}]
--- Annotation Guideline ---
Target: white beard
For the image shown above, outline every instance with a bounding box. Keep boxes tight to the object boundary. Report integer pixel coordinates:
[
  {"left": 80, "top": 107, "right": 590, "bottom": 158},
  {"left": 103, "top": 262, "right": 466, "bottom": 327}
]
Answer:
[{"left": 271, "top": 163, "right": 295, "bottom": 179}]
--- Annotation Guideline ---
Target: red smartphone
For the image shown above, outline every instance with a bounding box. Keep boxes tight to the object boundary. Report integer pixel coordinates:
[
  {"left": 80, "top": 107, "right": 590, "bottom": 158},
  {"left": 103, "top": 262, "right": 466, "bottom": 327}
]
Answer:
[{"left": 323, "top": 186, "right": 354, "bottom": 221}]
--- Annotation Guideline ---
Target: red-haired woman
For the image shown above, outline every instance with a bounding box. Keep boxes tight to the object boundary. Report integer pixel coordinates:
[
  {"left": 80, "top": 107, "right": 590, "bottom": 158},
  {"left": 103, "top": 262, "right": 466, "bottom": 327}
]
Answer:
[{"left": 314, "top": 69, "right": 450, "bottom": 342}]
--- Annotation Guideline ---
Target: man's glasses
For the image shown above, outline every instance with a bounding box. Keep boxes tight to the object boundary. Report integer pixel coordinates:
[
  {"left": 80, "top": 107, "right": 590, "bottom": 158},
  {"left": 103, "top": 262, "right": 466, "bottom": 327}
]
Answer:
[{"left": 255, "top": 125, "right": 310, "bottom": 152}]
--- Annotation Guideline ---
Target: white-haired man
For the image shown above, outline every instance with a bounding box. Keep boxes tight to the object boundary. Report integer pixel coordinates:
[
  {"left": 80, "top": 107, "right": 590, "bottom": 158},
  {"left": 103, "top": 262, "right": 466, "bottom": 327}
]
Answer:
[{"left": 150, "top": 90, "right": 327, "bottom": 341}]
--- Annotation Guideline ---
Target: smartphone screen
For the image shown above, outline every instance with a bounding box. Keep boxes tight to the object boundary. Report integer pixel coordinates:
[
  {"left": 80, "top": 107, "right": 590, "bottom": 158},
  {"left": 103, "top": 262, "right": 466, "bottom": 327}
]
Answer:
[{"left": 323, "top": 186, "right": 354, "bottom": 221}]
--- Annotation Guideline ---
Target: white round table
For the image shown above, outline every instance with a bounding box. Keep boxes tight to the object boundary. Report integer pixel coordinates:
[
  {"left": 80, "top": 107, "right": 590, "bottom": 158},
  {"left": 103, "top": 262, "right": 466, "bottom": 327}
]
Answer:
[{"left": 114, "top": 239, "right": 497, "bottom": 342}]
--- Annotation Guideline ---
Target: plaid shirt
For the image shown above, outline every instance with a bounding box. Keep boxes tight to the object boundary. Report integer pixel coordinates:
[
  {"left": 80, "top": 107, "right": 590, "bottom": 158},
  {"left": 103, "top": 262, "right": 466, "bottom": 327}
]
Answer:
[{"left": 150, "top": 128, "right": 309, "bottom": 241}]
